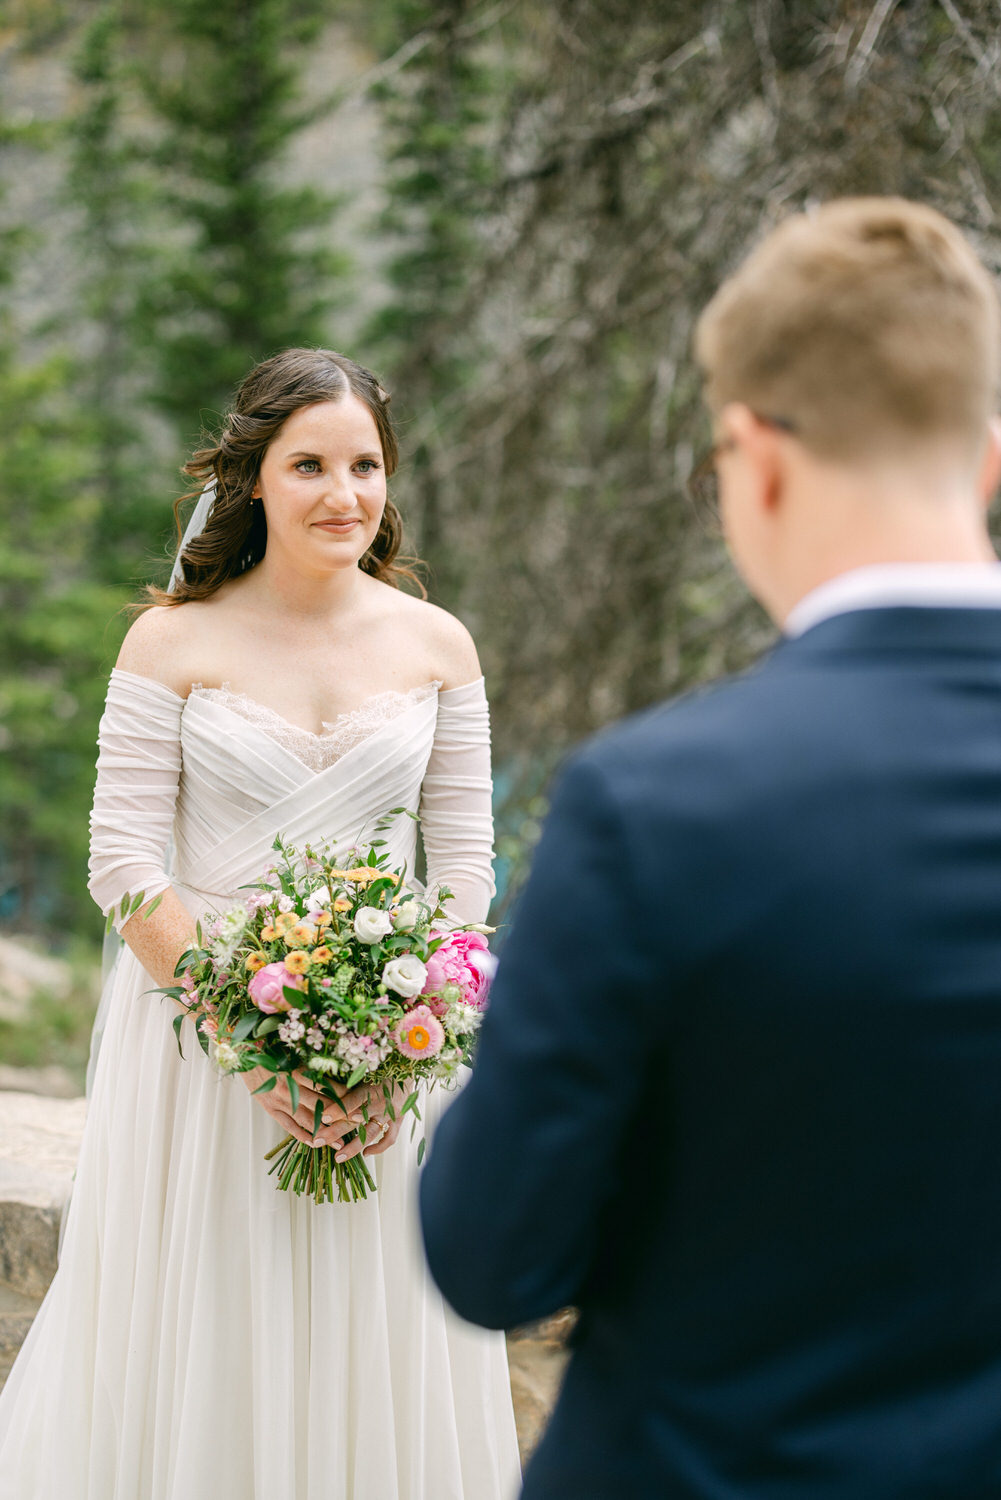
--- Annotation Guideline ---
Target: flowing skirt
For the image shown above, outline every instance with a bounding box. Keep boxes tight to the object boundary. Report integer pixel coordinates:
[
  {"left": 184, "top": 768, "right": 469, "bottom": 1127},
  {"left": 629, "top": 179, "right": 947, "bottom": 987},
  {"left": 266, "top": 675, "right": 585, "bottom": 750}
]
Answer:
[{"left": 0, "top": 943, "right": 520, "bottom": 1499}]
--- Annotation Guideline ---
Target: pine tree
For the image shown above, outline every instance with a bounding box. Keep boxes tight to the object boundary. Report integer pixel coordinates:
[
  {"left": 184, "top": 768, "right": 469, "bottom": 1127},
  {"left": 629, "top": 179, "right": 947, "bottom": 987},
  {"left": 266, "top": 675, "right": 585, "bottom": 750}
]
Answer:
[
  {"left": 365, "top": 0, "right": 502, "bottom": 584},
  {"left": 66, "top": 2, "right": 169, "bottom": 585},
  {"left": 133, "top": 0, "right": 348, "bottom": 443}
]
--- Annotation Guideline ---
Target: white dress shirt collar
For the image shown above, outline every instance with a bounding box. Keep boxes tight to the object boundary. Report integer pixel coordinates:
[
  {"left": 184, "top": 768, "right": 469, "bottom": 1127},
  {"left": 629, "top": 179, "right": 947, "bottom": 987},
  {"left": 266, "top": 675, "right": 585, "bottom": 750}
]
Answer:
[{"left": 783, "top": 562, "right": 1001, "bottom": 639}]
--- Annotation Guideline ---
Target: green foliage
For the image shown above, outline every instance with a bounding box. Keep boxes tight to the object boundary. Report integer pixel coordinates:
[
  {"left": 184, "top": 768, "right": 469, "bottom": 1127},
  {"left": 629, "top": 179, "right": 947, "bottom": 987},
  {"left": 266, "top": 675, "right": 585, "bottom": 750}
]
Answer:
[
  {"left": 0, "top": 969, "right": 100, "bottom": 1093},
  {"left": 131, "top": 0, "right": 349, "bottom": 439},
  {"left": 0, "top": 346, "right": 127, "bottom": 930},
  {"left": 65, "top": 2, "right": 171, "bottom": 586}
]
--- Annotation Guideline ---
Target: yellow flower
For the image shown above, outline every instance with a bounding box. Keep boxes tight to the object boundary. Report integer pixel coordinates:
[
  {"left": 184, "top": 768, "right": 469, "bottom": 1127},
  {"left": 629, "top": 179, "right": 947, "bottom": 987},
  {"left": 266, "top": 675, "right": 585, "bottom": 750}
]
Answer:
[
  {"left": 287, "top": 922, "right": 317, "bottom": 948},
  {"left": 245, "top": 952, "right": 268, "bottom": 973},
  {"left": 312, "top": 945, "right": 333, "bottom": 964},
  {"left": 284, "top": 950, "right": 311, "bottom": 975},
  {"left": 275, "top": 912, "right": 297, "bottom": 935},
  {"left": 314, "top": 910, "right": 333, "bottom": 930},
  {"left": 260, "top": 924, "right": 277, "bottom": 942},
  {"left": 333, "top": 899, "right": 351, "bottom": 912}
]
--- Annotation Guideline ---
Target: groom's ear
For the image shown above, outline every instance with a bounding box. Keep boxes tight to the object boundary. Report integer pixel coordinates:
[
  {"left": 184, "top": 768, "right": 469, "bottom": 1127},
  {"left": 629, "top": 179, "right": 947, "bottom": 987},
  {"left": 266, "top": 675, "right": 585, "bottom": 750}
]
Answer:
[
  {"left": 720, "top": 404, "right": 787, "bottom": 515},
  {"left": 977, "top": 416, "right": 1001, "bottom": 511}
]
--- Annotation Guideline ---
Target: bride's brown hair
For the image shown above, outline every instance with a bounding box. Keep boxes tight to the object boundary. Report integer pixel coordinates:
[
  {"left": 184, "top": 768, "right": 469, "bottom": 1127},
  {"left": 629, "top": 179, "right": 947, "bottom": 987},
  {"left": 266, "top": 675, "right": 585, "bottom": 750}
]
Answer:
[{"left": 147, "top": 347, "right": 424, "bottom": 605}]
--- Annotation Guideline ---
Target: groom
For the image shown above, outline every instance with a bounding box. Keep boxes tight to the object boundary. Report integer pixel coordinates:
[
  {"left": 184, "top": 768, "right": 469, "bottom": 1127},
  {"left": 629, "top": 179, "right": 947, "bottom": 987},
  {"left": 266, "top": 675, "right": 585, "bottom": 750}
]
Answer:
[{"left": 420, "top": 197, "right": 1001, "bottom": 1498}]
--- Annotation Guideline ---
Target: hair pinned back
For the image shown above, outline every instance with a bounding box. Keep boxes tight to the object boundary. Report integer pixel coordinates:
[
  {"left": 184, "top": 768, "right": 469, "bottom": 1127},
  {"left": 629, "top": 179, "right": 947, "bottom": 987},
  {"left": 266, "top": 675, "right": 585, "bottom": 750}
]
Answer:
[{"left": 147, "top": 347, "right": 424, "bottom": 606}]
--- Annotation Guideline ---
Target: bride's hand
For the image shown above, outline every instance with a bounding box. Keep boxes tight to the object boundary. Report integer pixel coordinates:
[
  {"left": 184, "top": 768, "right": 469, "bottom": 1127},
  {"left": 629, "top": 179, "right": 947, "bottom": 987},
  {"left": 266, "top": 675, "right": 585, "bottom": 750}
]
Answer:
[
  {"left": 325, "top": 1081, "right": 410, "bottom": 1162},
  {"left": 241, "top": 1066, "right": 359, "bottom": 1148}
]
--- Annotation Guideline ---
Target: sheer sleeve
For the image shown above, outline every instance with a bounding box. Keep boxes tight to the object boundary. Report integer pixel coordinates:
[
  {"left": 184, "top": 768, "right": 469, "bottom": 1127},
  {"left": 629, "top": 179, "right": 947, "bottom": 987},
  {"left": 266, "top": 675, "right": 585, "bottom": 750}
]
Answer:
[
  {"left": 87, "top": 668, "right": 184, "bottom": 933},
  {"left": 420, "top": 677, "right": 496, "bottom": 927}
]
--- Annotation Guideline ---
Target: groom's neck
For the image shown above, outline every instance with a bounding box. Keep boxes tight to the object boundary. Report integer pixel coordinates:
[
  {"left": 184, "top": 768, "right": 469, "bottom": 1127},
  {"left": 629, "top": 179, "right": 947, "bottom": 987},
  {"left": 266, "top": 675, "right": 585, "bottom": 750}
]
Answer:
[{"left": 757, "top": 454, "right": 997, "bottom": 628}]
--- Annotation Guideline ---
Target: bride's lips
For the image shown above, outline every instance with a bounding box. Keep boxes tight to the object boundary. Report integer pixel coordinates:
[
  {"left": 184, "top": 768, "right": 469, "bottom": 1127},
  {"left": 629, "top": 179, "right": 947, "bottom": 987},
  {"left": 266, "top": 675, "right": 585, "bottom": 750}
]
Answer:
[{"left": 313, "top": 519, "right": 361, "bottom": 534}]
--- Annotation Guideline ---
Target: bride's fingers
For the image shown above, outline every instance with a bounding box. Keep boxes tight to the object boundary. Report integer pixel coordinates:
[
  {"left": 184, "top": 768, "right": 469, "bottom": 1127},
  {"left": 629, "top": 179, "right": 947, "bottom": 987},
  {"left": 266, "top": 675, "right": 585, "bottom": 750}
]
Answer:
[
  {"left": 262, "top": 1102, "right": 316, "bottom": 1146},
  {"left": 362, "top": 1118, "right": 401, "bottom": 1158}
]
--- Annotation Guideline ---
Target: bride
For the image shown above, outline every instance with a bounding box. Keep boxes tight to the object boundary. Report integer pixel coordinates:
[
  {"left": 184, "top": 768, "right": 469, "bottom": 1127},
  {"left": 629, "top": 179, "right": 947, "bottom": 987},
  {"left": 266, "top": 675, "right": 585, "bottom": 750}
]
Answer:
[{"left": 0, "top": 348, "right": 521, "bottom": 1499}]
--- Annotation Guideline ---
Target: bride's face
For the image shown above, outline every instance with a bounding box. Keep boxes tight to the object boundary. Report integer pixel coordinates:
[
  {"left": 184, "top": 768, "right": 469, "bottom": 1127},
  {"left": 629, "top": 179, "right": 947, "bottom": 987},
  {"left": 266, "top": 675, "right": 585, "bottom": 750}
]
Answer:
[{"left": 252, "top": 396, "right": 388, "bottom": 573}]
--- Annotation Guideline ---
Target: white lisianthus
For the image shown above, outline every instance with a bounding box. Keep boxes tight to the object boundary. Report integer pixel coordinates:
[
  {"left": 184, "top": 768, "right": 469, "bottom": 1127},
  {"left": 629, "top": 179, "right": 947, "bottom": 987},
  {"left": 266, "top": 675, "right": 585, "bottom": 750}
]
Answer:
[
  {"left": 465, "top": 923, "right": 497, "bottom": 935},
  {"left": 392, "top": 899, "right": 423, "bottom": 933},
  {"left": 382, "top": 953, "right": 428, "bottom": 997},
  {"left": 354, "top": 906, "right": 395, "bottom": 944},
  {"left": 306, "top": 884, "right": 332, "bottom": 913}
]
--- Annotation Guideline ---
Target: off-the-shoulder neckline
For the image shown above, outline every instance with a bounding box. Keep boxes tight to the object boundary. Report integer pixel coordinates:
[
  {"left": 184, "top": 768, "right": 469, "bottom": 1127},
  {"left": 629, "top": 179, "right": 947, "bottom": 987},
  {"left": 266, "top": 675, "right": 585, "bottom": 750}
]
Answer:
[{"left": 108, "top": 666, "right": 485, "bottom": 705}]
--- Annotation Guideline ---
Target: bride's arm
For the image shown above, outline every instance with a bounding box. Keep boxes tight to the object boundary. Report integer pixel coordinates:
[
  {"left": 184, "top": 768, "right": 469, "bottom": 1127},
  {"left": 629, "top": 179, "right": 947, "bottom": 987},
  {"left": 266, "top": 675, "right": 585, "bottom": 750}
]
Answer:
[
  {"left": 87, "top": 665, "right": 194, "bottom": 988},
  {"left": 419, "top": 677, "right": 495, "bottom": 926}
]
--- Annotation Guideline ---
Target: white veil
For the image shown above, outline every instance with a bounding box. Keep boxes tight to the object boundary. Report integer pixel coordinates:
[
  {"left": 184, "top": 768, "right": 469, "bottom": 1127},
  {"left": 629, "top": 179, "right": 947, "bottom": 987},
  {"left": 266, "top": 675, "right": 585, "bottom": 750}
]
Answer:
[{"left": 168, "top": 478, "right": 217, "bottom": 592}]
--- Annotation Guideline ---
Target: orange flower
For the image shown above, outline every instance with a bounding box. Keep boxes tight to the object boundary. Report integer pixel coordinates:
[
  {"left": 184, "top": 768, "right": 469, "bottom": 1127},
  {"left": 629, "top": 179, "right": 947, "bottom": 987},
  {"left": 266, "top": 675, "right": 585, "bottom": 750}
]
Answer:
[
  {"left": 284, "top": 950, "right": 311, "bottom": 975},
  {"left": 275, "top": 912, "right": 298, "bottom": 935},
  {"left": 312, "top": 945, "right": 333, "bottom": 964},
  {"left": 314, "top": 910, "right": 333, "bottom": 930},
  {"left": 245, "top": 951, "right": 269, "bottom": 973},
  {"left": 260, "top": 923, "right": 277, "bottom": 942},
  {"left": 287, "top": 922, "right": 317, "bottom": 948},
  {"left": 333, "top": 899, "right": 351, "bottom": 912}
]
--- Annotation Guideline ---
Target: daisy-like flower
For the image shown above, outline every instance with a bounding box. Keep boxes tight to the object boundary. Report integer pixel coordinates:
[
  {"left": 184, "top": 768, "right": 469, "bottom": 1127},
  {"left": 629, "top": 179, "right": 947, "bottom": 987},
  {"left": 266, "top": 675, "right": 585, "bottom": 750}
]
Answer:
[
  {"left": 333, "top": 899, "right": 351, "bottom": 913},
  {"left": 312, "top": 945, "right": 333, "bottom": 964},
  {"left": 284, "top": 950, "right": 311, "bottom": 975},
  {"left": 245, "top": 952, "right": 269, "bottom": 973},
  {"left": 286, "top": 922, "right": 317, "bottom": 948},
  {"left": 394, "top": 1004, "right": 445, "bottom": 1061},
  {"left": 275, "top": 911, "right": 298, "bottom": 934},
  {"left": 260, "top": 923, "right": 277, "bottom": 942},
  {"left": 314, "top": 911, "right": 333, "bottom": 930}
]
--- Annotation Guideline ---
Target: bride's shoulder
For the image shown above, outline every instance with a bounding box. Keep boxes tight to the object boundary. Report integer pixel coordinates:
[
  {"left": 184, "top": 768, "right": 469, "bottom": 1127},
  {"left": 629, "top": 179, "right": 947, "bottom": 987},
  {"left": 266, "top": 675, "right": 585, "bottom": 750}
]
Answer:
[
  {"left": 380, "top": 587, "right": 481, "bottom": 690},
  {"left": 115, "top": 601, "right": 218, "bottom": 698}
]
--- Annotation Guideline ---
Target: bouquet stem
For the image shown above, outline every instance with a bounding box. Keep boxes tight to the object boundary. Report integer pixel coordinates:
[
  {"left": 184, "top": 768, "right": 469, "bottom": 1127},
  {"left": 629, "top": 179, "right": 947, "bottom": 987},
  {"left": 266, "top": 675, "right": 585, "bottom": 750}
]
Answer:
[{"left": 265, "top": 1133, "right": 377, "bottom": 1203}]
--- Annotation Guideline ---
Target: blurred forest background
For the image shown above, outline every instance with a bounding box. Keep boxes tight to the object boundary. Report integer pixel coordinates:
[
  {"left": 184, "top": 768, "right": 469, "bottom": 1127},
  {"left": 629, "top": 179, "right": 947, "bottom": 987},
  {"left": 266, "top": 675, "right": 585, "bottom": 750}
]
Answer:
[{"left": 3, "top": 0, "right": 1001, "bottom": 981}]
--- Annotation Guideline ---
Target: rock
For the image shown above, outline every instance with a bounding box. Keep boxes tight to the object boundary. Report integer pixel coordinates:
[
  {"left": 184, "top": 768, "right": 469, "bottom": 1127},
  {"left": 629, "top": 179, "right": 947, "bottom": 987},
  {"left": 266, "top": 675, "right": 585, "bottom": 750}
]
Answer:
[
  {"left": 0, "top": 1281, "right": 42, "bottom": 1391},
  {"left": 0, "top": 1063, "right": 79, "bottom": 1098},
  {"left": 506, "top": 1310, "right": 577, "bottom": 1465},
  {"left": 0, "top": 1091, "right": 85, "bottom": 1298}
]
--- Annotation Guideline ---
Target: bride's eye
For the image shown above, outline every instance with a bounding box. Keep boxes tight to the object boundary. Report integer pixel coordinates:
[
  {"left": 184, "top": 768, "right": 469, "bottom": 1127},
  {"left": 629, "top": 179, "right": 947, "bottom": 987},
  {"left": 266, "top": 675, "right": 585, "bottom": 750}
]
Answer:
[
  {"left": 354, "top": 459, "right": 380, "bottom": 474},
  {"left": 295, "top": 459, "right": 321, "bottom": 474}
]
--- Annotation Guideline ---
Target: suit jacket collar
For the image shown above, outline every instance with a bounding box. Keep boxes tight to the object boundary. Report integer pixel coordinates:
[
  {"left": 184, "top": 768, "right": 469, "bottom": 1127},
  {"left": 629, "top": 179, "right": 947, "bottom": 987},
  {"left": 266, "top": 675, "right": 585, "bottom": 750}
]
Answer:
[{"left": 769, "top": 604, "right": 1001, "bottom": 664}]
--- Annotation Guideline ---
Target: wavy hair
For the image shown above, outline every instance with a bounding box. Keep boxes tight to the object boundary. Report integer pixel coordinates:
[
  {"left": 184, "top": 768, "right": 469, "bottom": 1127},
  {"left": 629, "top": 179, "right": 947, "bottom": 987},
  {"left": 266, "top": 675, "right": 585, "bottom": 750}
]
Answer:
[{"left": 147, "top": 348, "right": 424, "bottom": 605}]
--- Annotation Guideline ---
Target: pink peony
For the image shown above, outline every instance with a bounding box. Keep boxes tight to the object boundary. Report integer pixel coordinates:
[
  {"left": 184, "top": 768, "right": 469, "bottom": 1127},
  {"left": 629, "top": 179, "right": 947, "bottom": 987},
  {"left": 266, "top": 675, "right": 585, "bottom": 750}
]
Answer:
[
  {"left": 248, "top": 961, "right": 305, "bottom": 1014},
  {"left": 422, "top": 930, "right": 495, "bottom": 1010},
  {"left": 394, "top": 1004, "right": 446, "bottom": 1061}
]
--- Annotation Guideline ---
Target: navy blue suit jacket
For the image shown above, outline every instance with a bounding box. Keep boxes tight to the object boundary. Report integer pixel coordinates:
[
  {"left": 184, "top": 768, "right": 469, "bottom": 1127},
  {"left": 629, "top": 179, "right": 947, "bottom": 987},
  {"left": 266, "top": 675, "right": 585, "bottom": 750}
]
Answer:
[{"left": 420, "top": 607, "right": 1001, "bottom": 1499}]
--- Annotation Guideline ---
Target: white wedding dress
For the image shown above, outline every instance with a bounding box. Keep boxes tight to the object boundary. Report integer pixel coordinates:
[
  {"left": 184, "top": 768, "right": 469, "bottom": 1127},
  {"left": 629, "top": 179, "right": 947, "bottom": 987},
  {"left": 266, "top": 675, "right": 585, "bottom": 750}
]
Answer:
[{"left": 0, "top": 668, "right": 520, "bottom": 1500}]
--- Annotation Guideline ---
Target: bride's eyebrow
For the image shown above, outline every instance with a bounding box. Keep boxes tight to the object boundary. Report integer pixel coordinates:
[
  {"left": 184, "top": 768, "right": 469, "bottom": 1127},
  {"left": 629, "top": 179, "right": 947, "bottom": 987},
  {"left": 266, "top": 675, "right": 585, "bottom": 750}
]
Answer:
[{"left": 285, "top": 449, "right": 382, "bottom": 460}]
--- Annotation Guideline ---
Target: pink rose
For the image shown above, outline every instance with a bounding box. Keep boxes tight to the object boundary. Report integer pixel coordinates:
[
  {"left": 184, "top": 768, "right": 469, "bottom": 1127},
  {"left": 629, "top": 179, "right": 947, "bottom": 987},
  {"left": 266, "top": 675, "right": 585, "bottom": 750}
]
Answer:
[
  {"left": 422, "top": 930, "right": 494, "bottom": 1010},
  {"left": 248, "top": 961, "right": 305, "bottom": 1014}
]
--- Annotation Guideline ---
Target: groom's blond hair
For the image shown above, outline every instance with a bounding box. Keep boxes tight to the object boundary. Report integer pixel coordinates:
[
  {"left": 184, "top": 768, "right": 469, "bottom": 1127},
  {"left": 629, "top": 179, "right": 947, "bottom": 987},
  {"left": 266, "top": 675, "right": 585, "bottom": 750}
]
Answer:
[{"left": 695, "top": 198, "right": 1000, "bottom": 462}]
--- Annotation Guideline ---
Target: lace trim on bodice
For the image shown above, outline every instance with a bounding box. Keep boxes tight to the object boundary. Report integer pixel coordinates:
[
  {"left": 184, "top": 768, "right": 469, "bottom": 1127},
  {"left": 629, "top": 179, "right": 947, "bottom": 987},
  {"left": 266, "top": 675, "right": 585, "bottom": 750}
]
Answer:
[{"left": 188, "top": 680, "right": 441, "bottom": 772}]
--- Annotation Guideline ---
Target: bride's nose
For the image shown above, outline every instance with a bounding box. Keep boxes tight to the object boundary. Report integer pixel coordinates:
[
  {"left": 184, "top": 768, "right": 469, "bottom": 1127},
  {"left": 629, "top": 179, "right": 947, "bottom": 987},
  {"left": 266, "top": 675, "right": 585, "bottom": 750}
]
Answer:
[{"left": 320, "top": 472, "right": 357, "bottom": 512}]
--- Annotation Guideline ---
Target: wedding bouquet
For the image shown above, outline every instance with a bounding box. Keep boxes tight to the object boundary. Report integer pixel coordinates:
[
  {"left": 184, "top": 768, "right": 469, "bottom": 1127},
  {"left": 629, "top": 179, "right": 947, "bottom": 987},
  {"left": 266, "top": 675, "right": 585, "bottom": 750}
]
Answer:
[{"left": 159, "top": 817, "right": 495, "bottom": 1204}]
